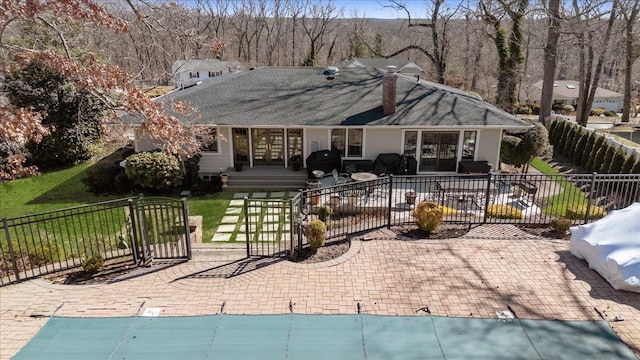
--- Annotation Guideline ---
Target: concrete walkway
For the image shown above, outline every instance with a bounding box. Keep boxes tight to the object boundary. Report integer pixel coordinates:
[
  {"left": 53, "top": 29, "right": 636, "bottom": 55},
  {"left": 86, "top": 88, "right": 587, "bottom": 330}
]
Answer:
[{"left": 1, "top": 225, "right": 639, "bottom": 359}]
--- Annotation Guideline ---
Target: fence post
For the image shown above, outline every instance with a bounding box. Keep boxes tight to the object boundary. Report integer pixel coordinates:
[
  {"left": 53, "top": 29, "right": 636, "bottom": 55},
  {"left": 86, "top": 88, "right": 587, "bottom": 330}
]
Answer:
[
  {"left": 244, "top": 196, "right": 250, "bottom": 258},
  {"left": 2, "top": 218, "right": 20, "bottom": 283},
  {"left": 585, "top": 172, "right": 597, "bottom": 225},
  {"left": 181, "top": 198, "right": 192, "bottom": 260},
  {"left": 127, "top": 199, "right": 140, "bottom": 264},
  {"left": 483, "top": 173, "right": 492, "bottom": 224},
  {"left": 387, "top": 175, "right": 393, "bottom": 229}
]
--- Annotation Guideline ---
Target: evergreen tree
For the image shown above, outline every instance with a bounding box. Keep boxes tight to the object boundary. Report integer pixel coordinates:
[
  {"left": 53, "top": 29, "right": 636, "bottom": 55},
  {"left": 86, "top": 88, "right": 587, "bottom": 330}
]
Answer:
[
  {"left": 599, "top": 145, "right": 616, "bottom": 173},
  {"left": 608, "top": 147, "right": 626, "bottom": 174},
  {"left": 591, "top": 142, "right": 608, "bottom": 173},
  {"left": 562, "top": 125, "right": 576, "bottom": 156},
  {"left": 573, "top": 132, "right": 588, "bottom": 165},
  {"left": 581, "top": 132, "right": 597, "bottom": 168},
  {"left": 621, "top": 153, "right": 637, "bottom": 174},
  {"left": 585, "top": 136, "right": 605, "bottom": 172},
  {"left": 548, "top": 119, "right": 558, "bottom": 144},
  {"left": 568, "top": 128, "right": 582, "bottom": 160},
  {"left": 631, "top": 158, "right": 640, "bottom": 174}
]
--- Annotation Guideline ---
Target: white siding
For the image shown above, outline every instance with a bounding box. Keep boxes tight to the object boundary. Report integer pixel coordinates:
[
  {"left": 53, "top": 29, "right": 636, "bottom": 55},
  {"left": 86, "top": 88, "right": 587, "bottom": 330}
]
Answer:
[
  {"left": 476, "top": 129, "right": 502, "bottom": 170},
  {"left": 198, "top": 127, "right": 232, "bottom": 174},
  {"left": 364, "top": 128, "right": 402, "bottom": 159}
]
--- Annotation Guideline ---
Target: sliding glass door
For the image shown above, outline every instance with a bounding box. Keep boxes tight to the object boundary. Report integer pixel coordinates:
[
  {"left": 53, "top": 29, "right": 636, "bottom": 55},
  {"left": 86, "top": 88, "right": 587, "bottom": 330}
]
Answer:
[{"left": 419, "top": 132, "right": 459, "bottom": 172}]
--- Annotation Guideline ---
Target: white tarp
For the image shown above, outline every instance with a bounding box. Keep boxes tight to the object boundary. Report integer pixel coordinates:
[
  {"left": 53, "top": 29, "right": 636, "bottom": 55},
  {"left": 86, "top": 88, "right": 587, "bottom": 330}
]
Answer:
[{"left": 569, "top": 202, "right": 640, "bottom": 293}]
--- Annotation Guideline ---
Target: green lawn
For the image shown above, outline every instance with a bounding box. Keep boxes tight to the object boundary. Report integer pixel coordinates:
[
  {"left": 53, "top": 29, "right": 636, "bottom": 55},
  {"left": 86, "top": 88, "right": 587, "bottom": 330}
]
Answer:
[
  {"left": 1, "top": 156, "right": 233, "bottom": 245},
  {"left": 529, "top": 157, "right": 589, "bottom": 216}
]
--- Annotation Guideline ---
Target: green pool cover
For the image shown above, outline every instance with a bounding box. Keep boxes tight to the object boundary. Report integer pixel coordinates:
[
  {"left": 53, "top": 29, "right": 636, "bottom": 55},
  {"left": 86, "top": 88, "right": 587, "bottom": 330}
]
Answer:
[{"left": 13, "top": 314, "right": 637, "bottom": 359}]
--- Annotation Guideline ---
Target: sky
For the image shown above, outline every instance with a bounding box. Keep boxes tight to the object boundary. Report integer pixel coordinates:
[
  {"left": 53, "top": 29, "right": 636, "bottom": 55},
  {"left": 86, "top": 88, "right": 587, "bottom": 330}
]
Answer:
[{"left": 332, "top": 0, "right": 465, "bottom": 19}]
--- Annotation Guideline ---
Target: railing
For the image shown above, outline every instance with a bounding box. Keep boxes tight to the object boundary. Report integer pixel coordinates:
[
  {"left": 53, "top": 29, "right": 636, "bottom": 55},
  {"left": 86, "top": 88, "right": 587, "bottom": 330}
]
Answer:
[
  {"left": 295, "top": 172, "right": 640, "bottom": 243},
  {"left": 1, "top": 198, "right": 137, "bottom": 286},
  {"left": 1, "top": 196, "right": 192, "bottom": 286}
]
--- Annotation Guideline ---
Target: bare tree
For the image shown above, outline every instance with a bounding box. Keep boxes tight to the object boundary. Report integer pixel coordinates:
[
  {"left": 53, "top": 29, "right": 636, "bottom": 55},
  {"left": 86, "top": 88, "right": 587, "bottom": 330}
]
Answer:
[
  {"left": 366, "top": 0, "right": 459, "bottom": 84},
  {"left": 300, "top": 0, "right": 337, "bottom": 66},
  {"left": 571, "top": 0, "right": 619, "bottom": 126},
  {"left": 620, "top": 0, "right": 640, "bottom": 123}
]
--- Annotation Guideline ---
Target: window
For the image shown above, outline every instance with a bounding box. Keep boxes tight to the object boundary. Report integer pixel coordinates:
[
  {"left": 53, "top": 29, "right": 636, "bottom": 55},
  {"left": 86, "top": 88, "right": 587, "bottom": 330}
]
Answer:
[
  {"left": 331, "top": 128, "right": 363, "bottom": 157},
  {"left": 462, "top": 131, "right": 477, "bottom": 160},
  {"left": 404, "top": 131, "right": 418, "bottom": 158},
  {"left": 197, "top": 127, "right": 219, "bottom": 153}
]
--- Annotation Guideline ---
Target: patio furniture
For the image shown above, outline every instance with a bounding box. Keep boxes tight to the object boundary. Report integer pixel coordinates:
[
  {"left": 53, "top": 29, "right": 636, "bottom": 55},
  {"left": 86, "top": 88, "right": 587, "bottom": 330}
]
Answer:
[
  {"left": 458, "top": 160, "right": 492, "bottom": 174},
  {"left": 305, "top": 150, "right": 341, "bottom": 178},
  {"left": 342, "top": 159, "right": 374, "bottom": 173}
]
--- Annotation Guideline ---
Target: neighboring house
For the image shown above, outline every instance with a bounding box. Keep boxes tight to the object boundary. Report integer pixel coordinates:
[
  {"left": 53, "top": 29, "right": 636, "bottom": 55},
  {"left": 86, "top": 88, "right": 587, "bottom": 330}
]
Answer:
[
  {"left": 345, "top": 57, "right": 424, "bottom": 75},
  {"left": 134, "top": 66, "right": 530, "bottom": 176},
  {"left": 524, "top": 80, "right": 623, "bottom": 112},
  {"left": 171, "top": 59, "right": 241, "bottom": 89}
]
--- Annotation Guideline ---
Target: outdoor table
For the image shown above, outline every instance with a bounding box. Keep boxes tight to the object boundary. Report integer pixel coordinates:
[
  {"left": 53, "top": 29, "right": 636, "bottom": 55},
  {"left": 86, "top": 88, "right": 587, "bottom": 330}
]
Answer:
[
  {"left": 437, "top": 179, "right": 493, "bottom": 203},
  {"left": 351, "top": 172, "right": 378, "bottom": 182}
]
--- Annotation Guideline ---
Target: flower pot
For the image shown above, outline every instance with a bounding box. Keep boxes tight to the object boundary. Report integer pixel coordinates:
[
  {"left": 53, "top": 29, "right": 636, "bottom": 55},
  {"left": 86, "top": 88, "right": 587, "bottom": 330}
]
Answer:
[
  {"left": 306, "top": 179, "right": 320, "bottom": 189},
  {"left": 292, "top": 162, "right": 301, "bottom": 171},
  {"left": 405, "top": 191, "right": 417, "bottom": 205},
  {"left": 220, "top": 174, "right": 228, "bottom": 188},
  {"left": 308, "top": 191, "right": 320, "bottom": 205},
  {"left": 329, "top": 194, "right": 340, "bottom": 206},
  {"left": 234, "top": 163, "right": 243, "bottom": 172}
]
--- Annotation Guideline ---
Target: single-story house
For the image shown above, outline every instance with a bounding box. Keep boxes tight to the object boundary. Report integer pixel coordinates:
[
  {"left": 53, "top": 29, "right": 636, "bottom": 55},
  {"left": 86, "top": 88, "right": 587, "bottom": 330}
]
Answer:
[
  {"left": 524, "top": 80, "right": 623, "bottom": 112},
  {"left": 345, "top": 57, "right": 424, "bottom": 75},
  {"left": 171, "top": 59, "right": 242, "bottom": 89},
  {"left": 135, "top": 66, "right": 530, "bottom": 176}
]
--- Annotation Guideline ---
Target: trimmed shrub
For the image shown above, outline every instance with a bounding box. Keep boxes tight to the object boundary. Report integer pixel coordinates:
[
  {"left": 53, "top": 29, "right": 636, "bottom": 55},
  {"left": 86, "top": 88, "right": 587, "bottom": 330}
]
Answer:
[
  {"left": 548, "top": 119, "right": 558, "bottom": 142},
  {"left": 183, "top": 153, "right": 202, "bottom": 187},
  {"left": 562, "top": 125, "right": 577, "bottom": 156},
  {"left": 581, "top": 132, "right": 597, "bottom": 168},
  {"left": 565, "top": 204, "right": 606, "bottom": 220},
  {"left": 550, "top": 217, "right": 572, "bottom": 236},
  {"left": 631, "top": 158, "right": 640, "bottom": 174},
  {"left": 553, "top": 120, "right": 568, "bottom": 149},
  {"left": 585, "top": 136, "right": 605, "bottom": 172},
  {"left": 608, "top": 148, "right": 626, "bottom": 174},
  {"left": 567, "top": 127, "right": 582, "bottom": 160},
  {"left": 500, "top": 135, "right": 522, "bottom": 167},
  {"left": 599, "top": 145, "right": 616, "bottom": 173},
  {"left": 125, "top": 152, "right": 184, "bottom": 190},
  {"left": 621, "top": 153, "right": 637, "bottom": 174},
  {"left": 590, "top": 142, "right": 608, "bottom": 173},
  {"left": 515, "top": 105, "right": 532, "bottom": 114},
  {"left": 317, "top": 205, "right": 333, "bottom": 229},
  {"left": 603, "top": 110, "right": 618, "bottom": 117},
  {"left": 82, "top": 254, "right": 105, "bottom": 275},
  {"left": 306, "top": 219, "right": 327, "bottom": 251},
  {"left": 441, "top": 206, "right": 457, "bottom": 216},
  {"left": 590, "top": 108, "right": 605, "bottom": 116},
  {"left": 562, "top": 104, "right": 575, "bottom": 112},
  {"left": 573, "top": 132, "right": 588, "bottom": 165},
  {"left": 486, "top": 204, "right": 523, "bottom": 219},
  {"left": 530, "top": 103, "right": 540, "bottom": 115},
  {"left": 412, "top": 201, "right": 443, "bottom": 233}
]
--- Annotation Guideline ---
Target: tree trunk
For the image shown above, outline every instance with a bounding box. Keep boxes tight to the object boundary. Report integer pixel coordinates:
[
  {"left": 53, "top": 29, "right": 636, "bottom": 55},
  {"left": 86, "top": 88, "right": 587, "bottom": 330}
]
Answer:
[
  {"left": 621, "top": 1, "right": 640, "bottom": 123},
  {"left": 539, "top": 0, "right": 561, "bottom": 126}
]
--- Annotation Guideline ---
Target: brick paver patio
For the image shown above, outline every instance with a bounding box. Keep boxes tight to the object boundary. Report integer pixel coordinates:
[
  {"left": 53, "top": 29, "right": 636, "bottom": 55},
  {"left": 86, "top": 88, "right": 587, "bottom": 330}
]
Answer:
[{"left": 1, "top": 224, "right": 639, "bottom": 359}]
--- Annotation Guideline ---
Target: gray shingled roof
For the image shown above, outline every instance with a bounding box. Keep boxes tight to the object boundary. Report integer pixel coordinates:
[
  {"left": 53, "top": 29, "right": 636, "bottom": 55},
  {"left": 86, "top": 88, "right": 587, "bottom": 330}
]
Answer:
[{"left": 151, "top": 67, "right": 530, "bottom": 129}]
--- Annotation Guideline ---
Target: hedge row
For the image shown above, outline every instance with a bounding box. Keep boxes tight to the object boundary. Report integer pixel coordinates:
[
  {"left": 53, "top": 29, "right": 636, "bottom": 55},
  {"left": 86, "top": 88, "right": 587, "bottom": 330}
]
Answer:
[{"left": 548, "top": 119, "right": 640, "bottom": 174}]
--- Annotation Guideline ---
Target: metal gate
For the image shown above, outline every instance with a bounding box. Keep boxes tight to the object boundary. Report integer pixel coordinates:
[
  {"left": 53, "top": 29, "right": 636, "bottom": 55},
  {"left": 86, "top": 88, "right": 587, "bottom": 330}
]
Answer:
[
  {"left": 133, "top": 197, "right": 191, "bottom": 262},
  {"left": 244, "top": 195, "right": 301, "bottom": 258}
]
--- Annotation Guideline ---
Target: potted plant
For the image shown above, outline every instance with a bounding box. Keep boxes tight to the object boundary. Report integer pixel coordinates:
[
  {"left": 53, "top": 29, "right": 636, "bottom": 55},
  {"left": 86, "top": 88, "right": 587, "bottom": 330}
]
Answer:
[
  {"left": 220, "top": 173, "right": 229, "bottom": 188},
  {"left": 290, "top": 155, "right": 302, "bottom": 171},
  {"left": 308, "top": 191, "right": 321, "bottom": 205},
  {"left": 405, "top": 190, "right": 417, "bottom": 205},
  {"left": 234, "top": 162, "right": 243, "bottom": 172}
]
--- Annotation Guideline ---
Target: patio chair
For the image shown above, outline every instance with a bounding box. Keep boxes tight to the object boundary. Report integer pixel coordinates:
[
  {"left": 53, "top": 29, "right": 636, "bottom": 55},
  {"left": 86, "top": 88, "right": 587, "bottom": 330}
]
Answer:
[
  {"left": 344, "top": 163, "right": 357, "bottom": 175},
  {"left": 330, "top": 169, "right": 351, "bottom": 185}
]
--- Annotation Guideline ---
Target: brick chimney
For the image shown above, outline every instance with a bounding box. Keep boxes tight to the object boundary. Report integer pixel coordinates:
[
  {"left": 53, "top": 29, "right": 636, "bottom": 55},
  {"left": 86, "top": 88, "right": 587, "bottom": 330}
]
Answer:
[{"left": 382, "top": 65, "right": 397, "bottom": 115}]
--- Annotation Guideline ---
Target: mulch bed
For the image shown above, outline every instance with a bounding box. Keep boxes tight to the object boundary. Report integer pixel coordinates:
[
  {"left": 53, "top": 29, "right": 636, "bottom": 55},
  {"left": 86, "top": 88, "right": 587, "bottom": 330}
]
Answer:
[
  {"left": 291, "top": 239, "right": 351, "bottom": 264},
  {"left": 516, "top": 224, "right": 570, "bottom": 240},
  {"left": 390, "top": 223, "right": 470, "bottom": 240},
  {"left": 45, "top": 257, "right": 139, "bottom": 285}
]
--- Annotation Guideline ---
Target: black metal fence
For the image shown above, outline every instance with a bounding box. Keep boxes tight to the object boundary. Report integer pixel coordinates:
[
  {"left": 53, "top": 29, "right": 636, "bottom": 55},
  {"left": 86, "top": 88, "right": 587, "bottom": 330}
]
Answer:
[
  {"left": 1, "top": 197, "right": 191, "bottom": 286},
  {"left": 244, "top": 197, "right": 295, "bottom": 257},
  {"left": 295, "top": 172, "right": 640, "bottom": 241}
]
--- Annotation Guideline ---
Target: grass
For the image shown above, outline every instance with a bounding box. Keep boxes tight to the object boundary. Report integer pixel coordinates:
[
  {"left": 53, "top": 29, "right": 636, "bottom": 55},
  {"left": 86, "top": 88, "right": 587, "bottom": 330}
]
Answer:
[
  {"left": 0, "top": 150, "right": 234, "bottom": 249},
  {"left": 529, "top": 157, "right": 589, "bottom": 216}
]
